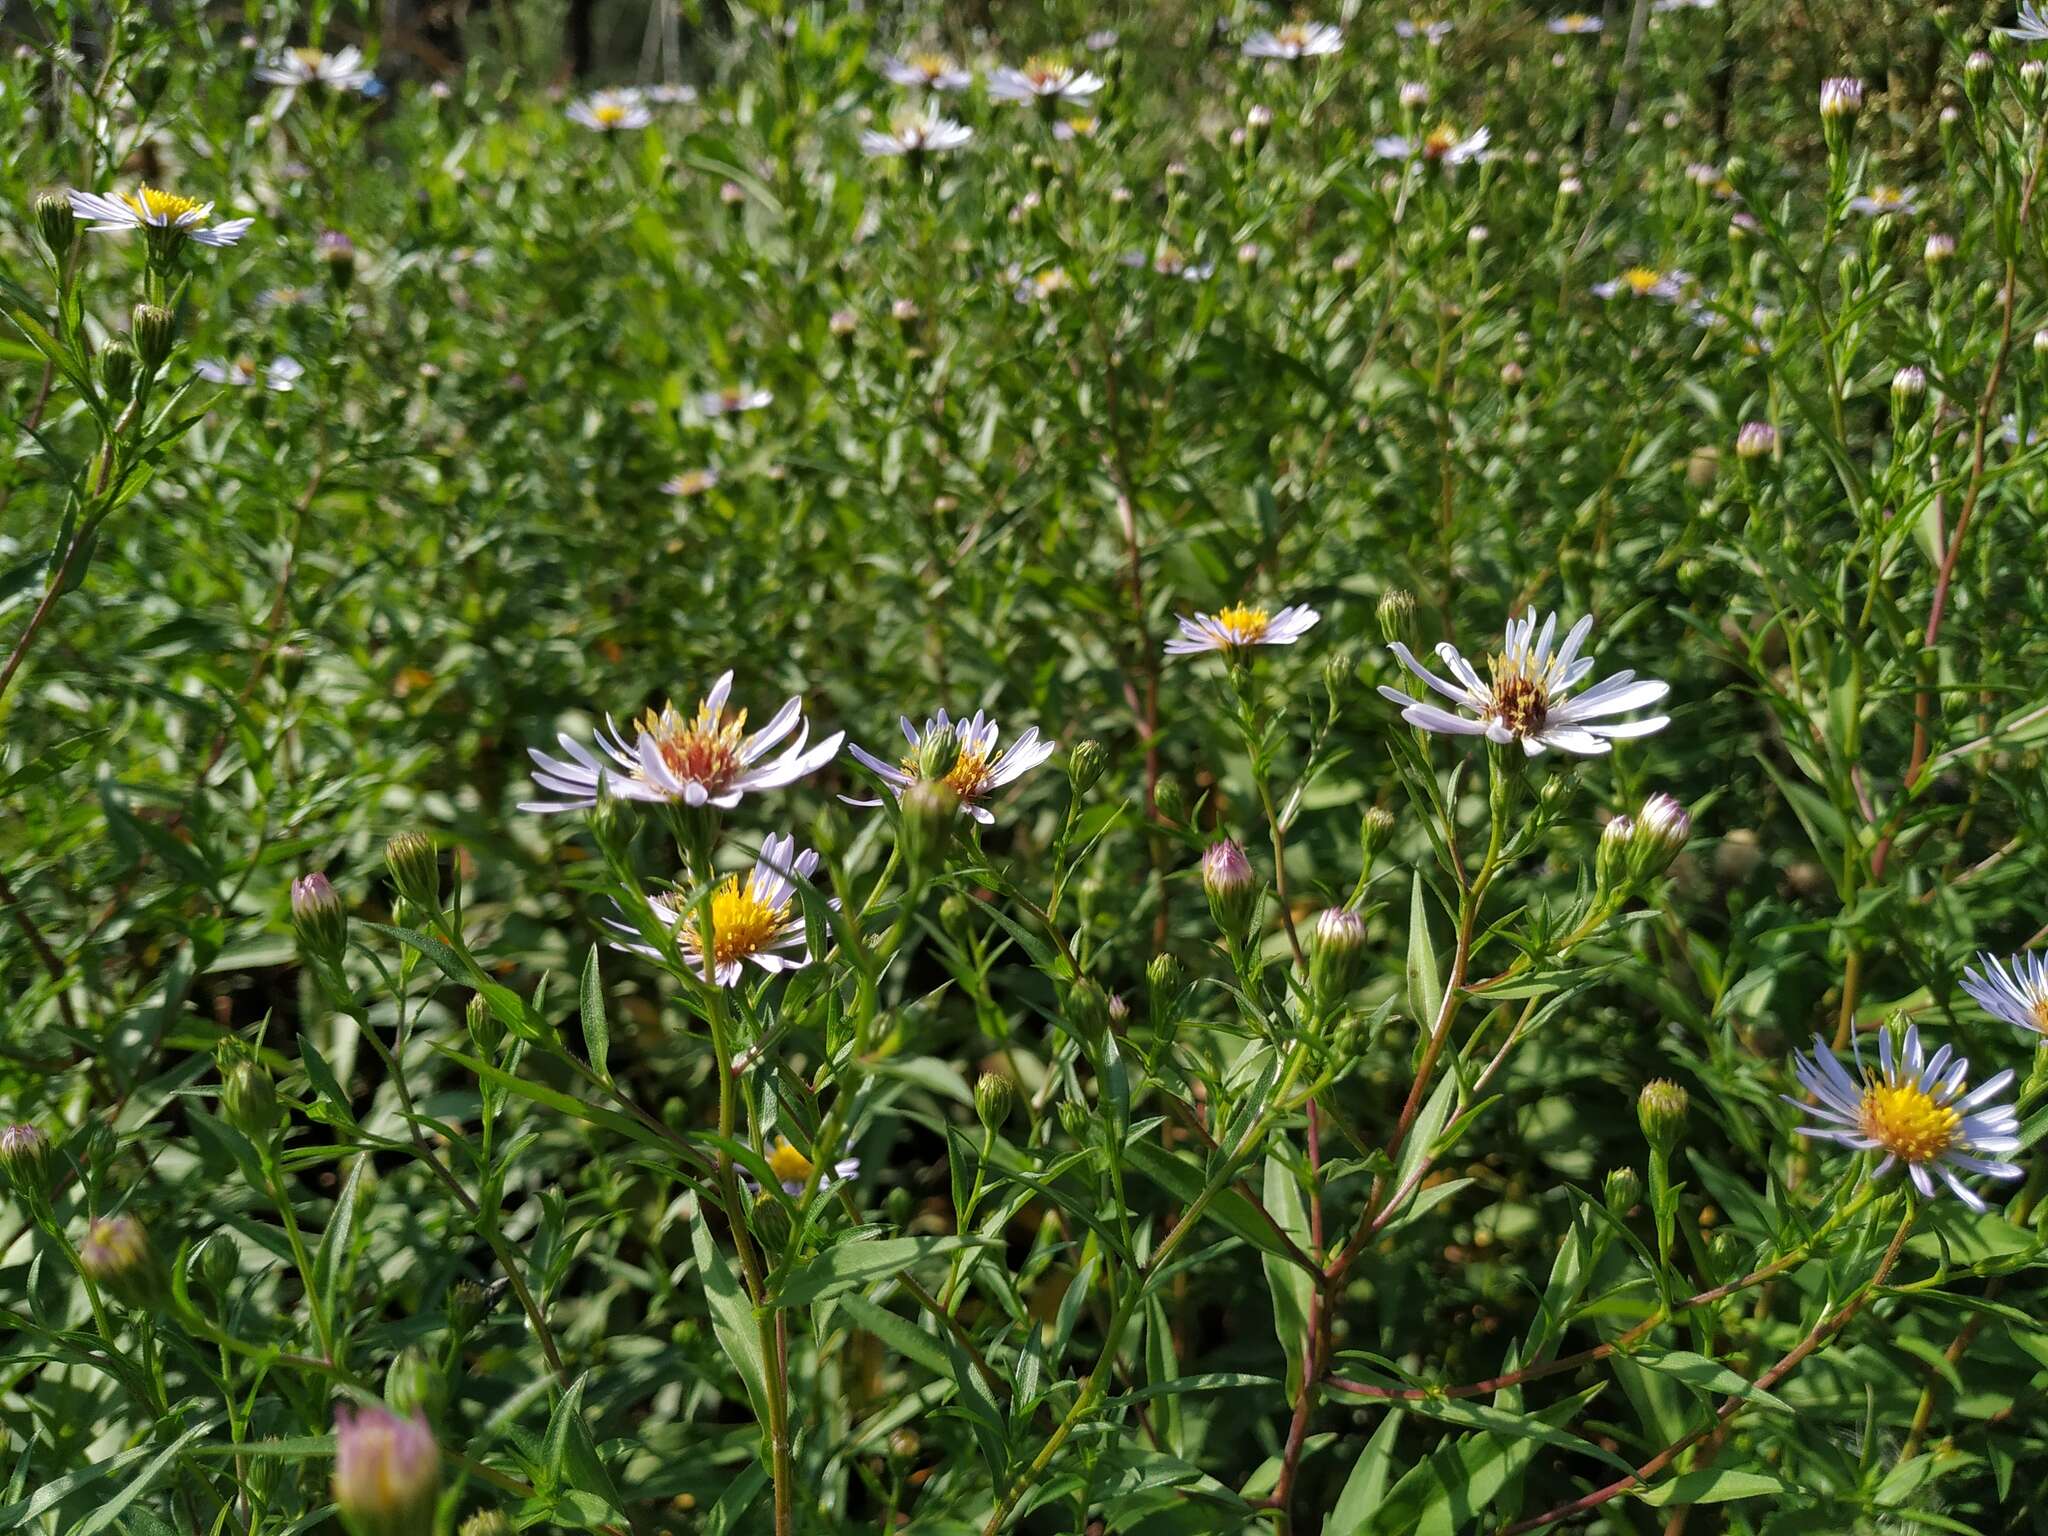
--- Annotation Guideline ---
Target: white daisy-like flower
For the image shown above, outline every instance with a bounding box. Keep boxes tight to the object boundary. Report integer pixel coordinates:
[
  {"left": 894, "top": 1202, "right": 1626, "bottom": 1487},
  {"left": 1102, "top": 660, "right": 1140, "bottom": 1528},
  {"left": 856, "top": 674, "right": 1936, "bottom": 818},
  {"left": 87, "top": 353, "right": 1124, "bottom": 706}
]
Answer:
[
  {"left": 846, "top": 709, "right": 1056, "bottom": 825},
  {"left": 699, "top": 386, "right": 773, "bottom": 417},
  {"left": 1119, "top": 247, "right": 1214, "bottom": 281},
  {"left": 987, "top": 56, "right": 1104, "bottom": 103},
  {"left": 1847, "top": 185, "right": 1917, "bottom": 218},
  {"left": 1164, "top": 602, "right": 1320, "bottom": 658},
  {"left": 612, "top": 834, "right": 828, "bottom": 986},
  {"left": 876, "top": 50, "right": 972, "bottom": 90},
  {"left": 663, "top": 467, "right": 721, "bottom": 497},
  {"left": 1591, "top": 266, "right": 1692, "bottom": 301},
  {"left": 1052, "top": 114, "right": 1098, "bottom": 142},
  {"left": 754, "top": 1138, "right": 861, "bottom": 1196},
  {"left": 1394, "top": 17, "right": 1455, "bottom": 41},
  {"left": 860, "top": 113, "right": 974, "bottom": 157},
  {"left": 254, "top": 44, "right": 376, "bottom": 92},
  {"left": 196, "top": 356, "right": 304, "bottom": 392},
  {"left": 1244, "top": 21, "right": 1344, "bottom": 59},
  {"left": 1787, "top": 1026, "right": 2023, "bottom": 1211},
  {"left": 2000, "top": 1, "right": 2048, "bottom": 41},
  {"left": 68, "top": 185, "right": 254, "bottom": 249},
  {"left": 1373, "top": 124, "right": 1491, "bottom": 166},
  {"left": 567, "top": 90, "right": 652, "bottom": 131},
  {"left": 1380, "top": 610, "right": 1670, "bottom": 756},
  {"left": 520, "top": 671, "right": 843, "bottom": 814},
  {"left": 1013, "top": 266, "right": 1071, "bottom": 303},
  {"left": 1547, "top": 12, "right": 1605, "bottom": 32},
  {"left": 1961, "top": 951, "right": 2048, "bottom": 1042}
]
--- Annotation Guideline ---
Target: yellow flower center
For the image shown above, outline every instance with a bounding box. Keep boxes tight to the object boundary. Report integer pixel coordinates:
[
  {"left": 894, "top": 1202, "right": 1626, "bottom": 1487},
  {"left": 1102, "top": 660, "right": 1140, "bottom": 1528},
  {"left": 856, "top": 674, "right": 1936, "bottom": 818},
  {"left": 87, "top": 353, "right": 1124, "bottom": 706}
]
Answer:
[
  {"left": 1024, "top": 56, "right": 1068, "bottom": 87},
  {"left": 766, "top": 1139, "right": 814, "bottom": 1185},
  {"left": 1278, "top": 24, "right": 1313, "bottom": 45},
  {"left": 1215, "top": 603, "right": 1273, "bottom": 645},
  {"left": 1623, "top": 266, "right": 1664, "bottom": 294},
  {"left": 594, "top": 101, "right": 627, "bottom": 126},
  {"left": 640, "top": 698, "right": 747, "bottom": 790},
  {"left": 1562, "top": 12, "right": 1593, "bottom": 26},
  {"left": 1857, "top": 1080, "right": 1959, "bottom": 1164},
  {"left": 294, "top": 47, "right": 326, "bottom": 68},
  {"left": 124, "top": 185, "right": 203, "bottom": 222},
  {"left": 909, "top": 51, "right": 953, "bottom": 78},
  {"left": 1867, "top": 186, "right": 1903, "bottom": 208},
  {"left": 2033, "top": 997, "right": 2048, "bottom": 1036},
  {"left": 693, "top": 873, "right": 789, "bottom": 968},
  {"left": 1034, "top": 268, "right": 1070, "bottom": 295},
  {"left": 1063, "top": 115, "right": 1097, "bottom": 136},
  {"left": 1423, "top": 126, "right": 1460, "bottom": 157},
  {"left": 899, "top": 745, "right": 996, "bottom": 801}
]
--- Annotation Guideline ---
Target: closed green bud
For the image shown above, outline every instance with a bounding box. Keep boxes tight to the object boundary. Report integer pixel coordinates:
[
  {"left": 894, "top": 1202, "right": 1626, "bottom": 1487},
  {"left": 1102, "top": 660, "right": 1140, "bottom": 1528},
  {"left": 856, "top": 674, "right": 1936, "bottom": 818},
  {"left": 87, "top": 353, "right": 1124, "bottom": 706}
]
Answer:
[
  {"left": 1153, "top": 775, "right": 1187, "bottom": 825},
  {"left": 899, "top": 777, "right": 959, "bottom": 873},
  {"left": 883, "top": 1186, "right": 914, "bottom": 1227},
  {"left": 384, "top": 830, "right": 440, "bottom": 912},
  {"left": 1321, "top": 649, "right": 1356, "bottom": 697},
  {"left": 1202, "top": 839, "right": 1257, "bottom": 941},
  {"left": 1603, "top": 1166, "right": 1642, "bottom": 1215},
  {"left": 383, "top": 1345, "right": 447, "bottom": 1422},
  {"left": 34, "top": 190, "right": 75, "bottom": 258},
  {"left": 974, "top": 1072, "right": 1015, "bottom": 1130},
  {"left": 1309, "top": 907, "right": 1367, "bottom": 1003},
  {"left": 1376, "top": 589, "right": 1419, "bottom": 650},
  {"left": 447, "top": 1279, "right": 490, "bottom": 1337},
  {"left": 131, "top": 303, "right": 177, "bottom": 370},
  {"left": 220, "top": 1056, "right": 278, "bottom": 1142},
  {"left": 291, "top": 873, "right": 348, "bottom": 968},
  {"left": 99, "top": 339, "right": 138, "bottom": 402},
  {"left": 1638, "top": 1079, "right": 1690, "bottom": 1152},
  {"left": 1057, "top": 1099, "right": 1091, "bottom": 1141},
  {"left": 464, "top": 992, "right": 501, "bottom": 1056},
  {"left": 194, "top": 1230, "right": 239, "bottom": 1297},
  {"left": 1595, "top": 815, "right": 1634, "bottom": 895},
  {"left": 915, "top": 725, "right": 959, "bottom": 780},
  {"left": 939, "top": 891, "right": 972, "bottom": 934},
  {"left": 0, "top": 1123, "right": 53, "bottom": 1203},
  {"left": 1066, "top": 978, "right": 1110, "bottom": 1043},
  {"left": 1360, "top": 805, "right": 1395, "bottom": 866},
  {"left": 1068, "top": 738, "right": 1107, "bottom": 795},
  {"left": 80, "top": 1213, "right": 160, "bottom": 1308},
  {"left": 1146, "top": 952, "right": 1187, "bottom": 1016}
]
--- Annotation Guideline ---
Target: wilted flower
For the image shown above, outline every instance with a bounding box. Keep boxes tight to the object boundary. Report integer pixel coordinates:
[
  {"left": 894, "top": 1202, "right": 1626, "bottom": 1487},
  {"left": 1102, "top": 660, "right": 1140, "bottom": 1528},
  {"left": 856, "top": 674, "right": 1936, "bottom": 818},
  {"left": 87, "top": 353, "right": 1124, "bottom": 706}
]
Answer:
[
  {"left": 1373, "top": 124, "right": 1490, "bottom": 166},
  {"left": 1244, "top": 21, "right": 1344, "bottom": 59},
  {"left": 522, "top": 672, "right": 842, "bottom": 814},
  {"left": 846, "top": 709, "right": 1055, "bottom": 825},
  {"left": 1960, "top": 951, "right": 2048, "bottom": 1041},
  {"left": 197, "top": 356, "right": 305, "bottom": 392},
  {"left": 1381, "top": 609, "right": 1671, "bottom": 756},
  {"left": 1819, "top": 76, "right": 1864, "bottom": 119},
  {"left": 567, "top": 90, "right": 652, "bottom": 131},
  {"left": 1735, "top": 420, "right": 1778, "bottom": 459},
  {"left": 1592, "top": 266, "right": 1691, "bottom": 301},
  {"left": 68, "top": 185, "right": 253, "bottom": 251},
  {"left": 699, "top": 386, "right": 773, "bottom": 417},
  {"left": 876, "top": 51, "right": 972, "bottom": 90},
  {"left": 1787, "top": 1026, "right": 2022, "bottom": 1209},
  {"left": 860, "top": 113, "right": 974, "bottom": 157},
  {"left": 988, "top": 57, "right": 1103, "bottom": 104},
  {"left": 1165, "top": 601, "right": 1319, "bottom": 658},
  {"left": 615, "top": 834, "right": 828, "bottom": 986},
  {"left": 1547, "top": 13, "right": 1605, "bottom": 32},
  {"left": 1847, "top": 185, "right": 1917, "bottom": 217},
  {"left": 333, "top": 1405, "right": 440, "bottom": 1536},
  {"left": 255, "top": 45, "right": 376, "bottom": 93}
]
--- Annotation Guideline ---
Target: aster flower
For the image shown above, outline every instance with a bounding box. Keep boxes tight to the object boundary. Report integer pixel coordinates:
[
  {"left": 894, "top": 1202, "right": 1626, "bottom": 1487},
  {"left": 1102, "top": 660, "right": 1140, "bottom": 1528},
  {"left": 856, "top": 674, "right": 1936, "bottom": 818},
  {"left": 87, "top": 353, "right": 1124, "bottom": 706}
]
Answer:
[
  {"left": 613, "top": 834, "right": 828, "bottom": 986},
  {"left": 754, "top": 1137, "right": 861, "bottom": 1196},
  {"left": 254, "top": 44, "right": 376, "bottom": 93},
  {"left": 876, "top": 50, "right": 972, "bottom": 90},
  {"left": 846, "top": 709, "right": 1055, "bottom": 825},
  {"left": 1380, "top": 609, "right": 1671, "bottom": 756},
  {"left": 1373, "top": 124, "right": 1491, "bottom": 166},
  {"left": 520, "top": 672, "right": 842, "bottom": 814},
  {"left": 197, "top": 356, "right": 305, "bottom": 392},
  {"left": 1244, "top": 21, "right": 1344, "bottom": 59},
  {"left": 68, "top": 185, "right": 253, "bottom": 250},
  {"left": 663, "top": 467, "right": 721, "bottom": 497},
  {"left": 860, "top": 113, "right": 974, "bottom": 157},
  {"left": 1847, "top": 185, "right": 1917, "bottom": 218},
  {"left": 1787, "top": 1026, "right": 2022, "bottom": 1210},
  {"left": 1052, "top": 114, "right": 1099, "bottom": 142},
  {"left": 1547, "top": 12, "right": 1605, "bottom": 32},
  {"left": 1592, "top": 266, "right": 1692, "bottom": 301},
  {"left": 1165, "top": 602, "right": 1320, "bottom": 658},
  {"left": 699, "top": 386, "right": 773, "bottom": 417},
  {"left": 2000, "top": 2, "right": 2048, "bottom": 42},
  {"left": 568, "top": 90, "right": 652, "bottom": 131},
  {"left": 1961, "top": 951, "right": 2048, "bottom": 1042},
  {"left": 1394, "top": 17, "right": 1455, "bottom": 41},
  {"left": 988, "top": 56, "right": 1104, "bottom": 104}
]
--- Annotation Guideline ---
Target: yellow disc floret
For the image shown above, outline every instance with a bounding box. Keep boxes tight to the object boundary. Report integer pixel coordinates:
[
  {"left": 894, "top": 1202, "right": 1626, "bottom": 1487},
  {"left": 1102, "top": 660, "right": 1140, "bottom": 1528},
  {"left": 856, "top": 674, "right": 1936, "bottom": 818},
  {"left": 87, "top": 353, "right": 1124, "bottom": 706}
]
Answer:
[
  {"left": 1622, "top": 266, "right": 1664, "bottom": 295},
  {"left": 642, "top": 698, "right": 748, "bottom": 790},
  {"left": 694, "top": 873, "right": 788, "bottom": 969},
  {"left": 1214, "top": 604, "right": 1273, "bottom": 645},
  {"left": 124, "top": 185, "right": 204, "bottom": 224},
  {"left": 766, "top": 1138, "right": 814, "bottom": 1187},
  {"left": 1857, "top": 1079, "right": 1960, "bottom": 1164}
]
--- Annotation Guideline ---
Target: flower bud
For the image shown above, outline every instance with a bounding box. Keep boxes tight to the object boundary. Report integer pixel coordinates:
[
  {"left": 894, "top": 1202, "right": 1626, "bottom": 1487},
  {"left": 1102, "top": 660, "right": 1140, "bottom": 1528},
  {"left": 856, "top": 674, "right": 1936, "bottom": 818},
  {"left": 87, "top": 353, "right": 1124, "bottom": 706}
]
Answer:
[
  {"left": 0, "top": 1123, "right": 53, "bottom": 1202},
  {"left": 974, "top": 1072, "right": 1015, "bottom": 1130},
  {"left": 899, "top": 777, "right": 960, "bottom": 873},
  {"left": 1153, "top": 775, "right": 1186, "bottom": 825},
  {"left": 1376, "top": 588, "right": 1419, "bottom": 650},
  {"left": 384, "top": 830, "right": 440, "bottom": 912},
  {"left": 1964, "top": 49, "right": 1994, "bottom": 110},
  {"left": 1637, "top": 1079, "right": 1690, "bottom": 1153},
  {"left": 220, "top": 1056, "right": 278, "bottom": 1142},
  {"left": 80, "top": 1213, "right": 159, "bottom": 1307},
  {"left": 585, "top": 774, "right": 628, "bottom": 851},
  {"left": 1630, "top": 793, "right": 1692, "bottom": 882},
  {"left": 1399, "top": 80, "right": 1430, "bottom": 110},
  {"left": 1360, "top": 805, "right": 1396, "bottom": 868},
  {"left": 99, "top": 339, "right": 138, "bottom": 402},
  {"left": 464, "top": 992, "right": 501, "bottom": 1057},
  {"left": 193, "top": 1229, "right": 239, "bottom": 1297},
  {"left": 1735, "top": 420, "right": 1777, "bottom": 460},
  {"left": 131, "top": 303, "right": 177, "bottom": 370},
  {"left": 1595, "top": 815, "right": 1634, "bottom": 894},
  {"left": 883, "top": 1185, "right": 914, "bottom": 1226},
  {"left": 447, "top": 1279, "right": 490, "bottom": 1337},
  {"left": 1202, "top": 839, "right": 1257, "bottom": 941},
  {"left": 1499, "top": 359, "right": 1524, "bottom": 387},
  {"left": 292, "top": 873, "right": 348, "bottom": 968},
  {"left": 1068, "top": 739, "right": 1107, "bottom": 795},
  {"left": 1309, "top": 907, "right": 1367, "bottom": 1003},
  {"left": 1065, "top": 978, "right": 1110, "bottom": 1044},
  {"left": 1056, "top": 1099, "right": 1090, "bottom": 1141},
  {"left": 333, "top": 1405, "right": 439, "bottom": 1536},
  {"left": 1923, "top": 232, "right": 1955, "bottom": 268},
  {"left": 1890, "top": 365, "right": 1927, "bottom": 425},
  {"left": 459, "top": 1514, "right": 513, "bottom": 1536},
  {"left": 1146, "top": 952, "right": 1186, "bottom": 1032},
  {"left": 1818, "top": 75, "right": 1863, "bottom": 121},
  {"left": 34, "top": 190, "right": 75, "bottom": 257},
  {"left": 2026, "top": 58, "right": 2048, "bottom": 105},
  {"left": 914, "top": 725, "right": 959, "bottom": 780},
  {"left": 1603, "top": 1165, "right": 1642, "bottom": 1215},
  {"left": 829, "top": 308, "right": 858, "bottom": 346},
  {"left": 318, "top": 229, "right": 357, "bottom": 291},
  {"left": 383, "top": 1345, "right": 447, "bottom": 1423}
]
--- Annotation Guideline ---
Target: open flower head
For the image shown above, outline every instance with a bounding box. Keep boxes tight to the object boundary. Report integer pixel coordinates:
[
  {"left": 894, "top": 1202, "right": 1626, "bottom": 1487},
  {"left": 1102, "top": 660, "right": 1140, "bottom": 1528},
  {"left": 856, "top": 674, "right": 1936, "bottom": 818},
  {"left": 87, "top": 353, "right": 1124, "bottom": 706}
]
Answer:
[
  {"left": 198, "top": 356, "right": 304, "bottom": 392},
  {"left": 1961, "top": 951, "right": 2048, "bottom": 1042},
  {"left": 1244, "top": 21, "right": 1344, "bottom": 59},
  {"left": 521, "top": 671, "right": 843, "bottom": 814},
  {"left": 756, "top": 1137, "right": 861, "bottom": 1196},
  {"left": 1787, "top": 1026, "right": 2022, "bottom": 1209},
  {"left": 616, "top": 834, "right": 827, "bottom": 986},
  {"left": 877, "top": 51, "right": 972, "bottom": 90},
  {"left": 860, "top": 113, "right": 974, "bottom": 157},
  {"left": 1847, "top": 185, "right": 1917, "bottom": 218},
  {"left": 568, "top": 90, "right": 652, "bottom": 131},
  {"left": 255, "top": 45, "right": 376, "bottom": 92},
  {"left": 699, "top": 386, "right": 773, "bottom": 417},
  {"left": 1394, "top": 17, "right": 1454, "bottom": 41},
  {"left": 333, "top": 1405, "right": 439, "bottom": 1535},
  {"left": 69, "top": 185, "right": 253, "bottom": 250},
  {"left": 1592, "top": 266, "right": 1691, "bottom": 301},
  {"left": 1381, "top": 610, "right": 1670, "bottom": 755},
  {"left": 988, "top": 56, "right": 1104, "bottom": 103},
  {"left": 1165, "top": 602, "right": 1320, "bottom": 658},
  {"left": 847, "top": 709, "right": 1055, "bottom": 824},
  {"left": 1547, "top": 12, "right": 1605, "bottom": 31},
  {"left": 2001, "top": 1, "right": 2048, "bottom": 41},
  {"left": 1374, "top": 124, "right": 1490, "bottom": 165}
]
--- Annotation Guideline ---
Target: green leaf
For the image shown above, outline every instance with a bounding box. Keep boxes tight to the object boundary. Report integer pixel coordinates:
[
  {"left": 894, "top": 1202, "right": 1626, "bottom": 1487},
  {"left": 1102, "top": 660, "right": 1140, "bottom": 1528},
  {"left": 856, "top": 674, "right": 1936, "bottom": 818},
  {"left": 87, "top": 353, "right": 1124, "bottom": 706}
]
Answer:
[
  {"left": 579, "top": 944, "right": 610, "bottom": 1081},
  {"left": 1628, "top": 1348, "right": 1791, "bottom": 1413},
  {"left": 1405, "top": 872, "right": 1443, "bottom": 1033},
  {"left": 1631, "top": 1468, "right": 1788, "bottom": 1506},
  {"left": 69, "top": 1419, "right": 215, "bottom": 1536},
  {"left": 1329, "top": 1409, "right": 1406, "bottom": 1536},
  {"left": 773, "top": 1236, "right": 992, "bottom": 1308},
  {"left": 690, "top": 1204, "right": 770, "bottom": 1425},
  {"left": 1262, "top": 1148, "right": 1314, "bottom": 1400}
]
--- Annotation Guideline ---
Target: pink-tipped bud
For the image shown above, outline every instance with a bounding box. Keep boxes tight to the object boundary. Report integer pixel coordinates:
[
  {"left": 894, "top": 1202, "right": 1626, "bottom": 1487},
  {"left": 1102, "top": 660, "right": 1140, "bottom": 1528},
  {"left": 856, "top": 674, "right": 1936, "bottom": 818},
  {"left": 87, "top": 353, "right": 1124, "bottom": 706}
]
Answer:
[
  {"left": 1735, "top": 420, "right": 1777, "bottom": 460},
  {"left": 334, "top": 1405, "right": 440, "bottom": 1536},
  {"left": 1201, "top": 839, "right": 1257, "bottom": 941},
  {"left": 1819, "top": 75, "right": 1864, "bottom": 120},
  {"left": 1630, "top": 793, "right": 1692, "bottom": 880}
]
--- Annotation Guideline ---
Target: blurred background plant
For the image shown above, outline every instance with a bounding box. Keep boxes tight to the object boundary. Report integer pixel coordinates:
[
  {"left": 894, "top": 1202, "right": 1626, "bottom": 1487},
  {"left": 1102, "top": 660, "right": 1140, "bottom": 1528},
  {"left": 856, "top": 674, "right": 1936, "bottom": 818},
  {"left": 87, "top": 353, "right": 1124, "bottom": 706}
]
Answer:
[{"left": 5, "top": 0, "right": 2048, "bottom": 1532}]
